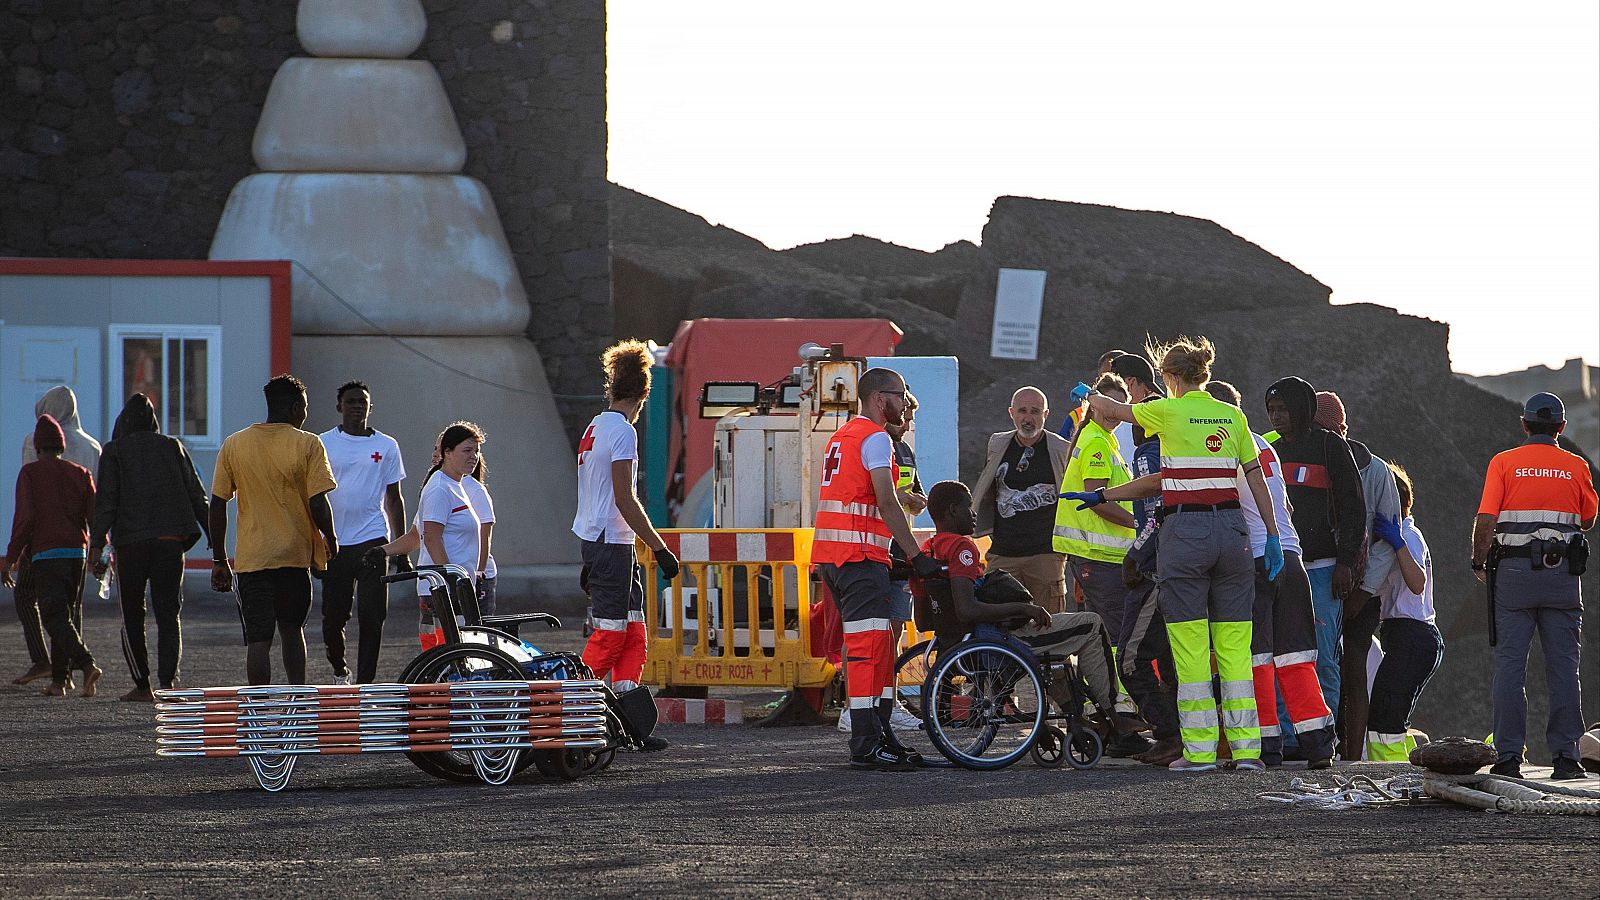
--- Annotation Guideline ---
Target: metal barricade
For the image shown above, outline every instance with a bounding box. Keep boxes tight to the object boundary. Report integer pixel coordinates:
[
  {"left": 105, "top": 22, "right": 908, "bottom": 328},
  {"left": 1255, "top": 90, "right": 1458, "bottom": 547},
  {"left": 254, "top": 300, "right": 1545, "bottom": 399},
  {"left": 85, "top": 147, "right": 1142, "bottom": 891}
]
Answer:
[{"left": 639, "top": 529, "right": 834, "bottom": 689}]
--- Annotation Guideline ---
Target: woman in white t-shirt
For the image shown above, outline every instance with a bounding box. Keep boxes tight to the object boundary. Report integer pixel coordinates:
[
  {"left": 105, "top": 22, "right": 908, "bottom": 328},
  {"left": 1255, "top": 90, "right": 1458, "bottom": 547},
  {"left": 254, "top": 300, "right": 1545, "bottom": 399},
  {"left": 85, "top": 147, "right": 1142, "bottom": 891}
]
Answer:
[
  {"left": 462, "top": 454, "right": 497, "bottom": 617},
  {"left": 1363, "top": 461, "right": 1443, "bottom": 762},
  {"left": 374, "top": 422, "right": 483, "bottom": 648}
]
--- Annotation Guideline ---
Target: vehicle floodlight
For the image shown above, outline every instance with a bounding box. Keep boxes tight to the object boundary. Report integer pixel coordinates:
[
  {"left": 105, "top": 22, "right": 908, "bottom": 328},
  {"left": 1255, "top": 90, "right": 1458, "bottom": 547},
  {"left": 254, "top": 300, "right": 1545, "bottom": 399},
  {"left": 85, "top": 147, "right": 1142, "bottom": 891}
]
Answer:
[{"left": 699, "top": 381, "right": 761, "bottom": 419}]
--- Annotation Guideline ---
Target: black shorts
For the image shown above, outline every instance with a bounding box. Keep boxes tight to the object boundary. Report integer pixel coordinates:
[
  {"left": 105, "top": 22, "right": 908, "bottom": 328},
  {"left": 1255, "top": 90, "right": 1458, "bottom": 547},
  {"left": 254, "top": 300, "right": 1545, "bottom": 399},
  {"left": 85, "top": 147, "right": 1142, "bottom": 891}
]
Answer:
[
  {"left": 236, "top": 567, "right": 312, "bottom": 644},
  {"left": 818, "top": 560, "right": 894, "bottom": 623},
  {"left": 581, "top": 539, "right": 643, "bottom": 623}
]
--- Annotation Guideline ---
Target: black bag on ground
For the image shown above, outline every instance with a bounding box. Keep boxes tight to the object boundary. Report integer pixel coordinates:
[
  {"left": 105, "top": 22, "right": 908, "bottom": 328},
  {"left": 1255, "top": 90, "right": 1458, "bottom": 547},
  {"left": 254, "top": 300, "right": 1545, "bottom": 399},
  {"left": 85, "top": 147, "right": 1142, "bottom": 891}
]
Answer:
[{"left": 616, "top": 685, "right": 658, "bottom": 739}]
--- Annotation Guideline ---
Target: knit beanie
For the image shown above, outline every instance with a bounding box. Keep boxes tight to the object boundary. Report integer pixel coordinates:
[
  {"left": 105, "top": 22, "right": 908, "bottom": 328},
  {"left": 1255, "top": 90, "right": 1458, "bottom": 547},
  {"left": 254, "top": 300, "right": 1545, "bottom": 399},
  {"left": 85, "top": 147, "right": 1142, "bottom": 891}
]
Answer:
[
  {"left": 34, "top": 414, "right": 65, "bottom": 452},
  {"left": 1314, "top": 391, "right": 1347, "bottom": 435}
]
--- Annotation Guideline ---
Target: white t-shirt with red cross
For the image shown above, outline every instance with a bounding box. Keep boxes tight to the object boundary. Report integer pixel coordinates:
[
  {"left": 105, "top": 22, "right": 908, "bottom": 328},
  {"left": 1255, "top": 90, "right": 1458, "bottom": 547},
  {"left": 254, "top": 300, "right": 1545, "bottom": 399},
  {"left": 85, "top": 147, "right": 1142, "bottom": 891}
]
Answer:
[
  {"left": 415, "top": 472, "right": 480, "bottom": 597},
  {"left": 319, "top": 427, "right": 405, "bottom": 545},
  {"left": 573, "top": 410, "right": 638, "bottom": 545},
  {"left": 1237, "top": 432, "right": 1303, "bottom": 559}
]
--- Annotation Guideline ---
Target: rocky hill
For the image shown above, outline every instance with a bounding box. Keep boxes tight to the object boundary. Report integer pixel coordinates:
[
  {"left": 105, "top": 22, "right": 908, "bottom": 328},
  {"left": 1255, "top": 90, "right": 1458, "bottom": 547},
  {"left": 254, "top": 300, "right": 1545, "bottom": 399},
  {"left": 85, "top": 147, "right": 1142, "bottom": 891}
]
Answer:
[{"left": 610, "top": 183, "right": 1599, "bottom": 746}]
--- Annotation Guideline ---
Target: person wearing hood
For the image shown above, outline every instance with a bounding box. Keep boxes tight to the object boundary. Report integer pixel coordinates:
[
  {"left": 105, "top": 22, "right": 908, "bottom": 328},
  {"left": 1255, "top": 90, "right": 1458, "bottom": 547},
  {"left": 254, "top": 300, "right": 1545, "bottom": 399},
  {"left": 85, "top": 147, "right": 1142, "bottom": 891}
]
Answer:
[
  {"left": 22, "top": 385, "right": 102, "bottom": 472},
  {"left": 89, "top": 394, "right": 211, "bottom": 701},
  {"left": 3, "top": 415, "right": 101, "bottom": 697},
  {"left": 1312, "top": 390, "right": 1402, "bottom": 759},
  {"left": 1263, "top": 376, "right": 1366, "bottom": 752},
  {"left": 12, "top": 385, "right": 102, "bottom": 683}
]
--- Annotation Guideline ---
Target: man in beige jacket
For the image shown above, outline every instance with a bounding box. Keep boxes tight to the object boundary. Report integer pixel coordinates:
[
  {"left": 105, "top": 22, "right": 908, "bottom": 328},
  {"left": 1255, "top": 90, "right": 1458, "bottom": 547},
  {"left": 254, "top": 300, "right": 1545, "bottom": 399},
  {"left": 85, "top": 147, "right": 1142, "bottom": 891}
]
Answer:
[{"left": 971, "top": 386, "right": 1073, "bottom": 612}]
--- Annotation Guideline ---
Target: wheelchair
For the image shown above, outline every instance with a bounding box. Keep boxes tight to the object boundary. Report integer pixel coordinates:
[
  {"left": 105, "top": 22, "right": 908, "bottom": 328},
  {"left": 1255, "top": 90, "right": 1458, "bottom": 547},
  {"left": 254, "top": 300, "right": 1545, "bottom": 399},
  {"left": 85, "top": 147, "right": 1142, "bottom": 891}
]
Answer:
[
  {"left": 382, "top": 563, "right": 660, "bottom": 782},
  {"left": 898, "top": 578, "right": 1107, "bottom": 771}
]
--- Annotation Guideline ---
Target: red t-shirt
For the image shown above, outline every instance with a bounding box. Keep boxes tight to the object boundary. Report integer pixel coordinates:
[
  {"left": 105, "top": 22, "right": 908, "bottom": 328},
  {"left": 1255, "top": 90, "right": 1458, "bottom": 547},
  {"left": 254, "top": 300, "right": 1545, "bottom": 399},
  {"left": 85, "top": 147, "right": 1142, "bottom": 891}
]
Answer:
[{"left": 910, "top": 532, "right": 984, "bottom": 602}]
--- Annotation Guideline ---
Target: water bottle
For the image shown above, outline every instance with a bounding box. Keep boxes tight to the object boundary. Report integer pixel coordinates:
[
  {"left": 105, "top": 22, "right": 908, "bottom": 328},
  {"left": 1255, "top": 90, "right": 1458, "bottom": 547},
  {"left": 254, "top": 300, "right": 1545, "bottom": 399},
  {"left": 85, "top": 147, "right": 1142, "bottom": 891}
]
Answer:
[{"left": 95, "top": 548, "right": 111, "bottom": 600}]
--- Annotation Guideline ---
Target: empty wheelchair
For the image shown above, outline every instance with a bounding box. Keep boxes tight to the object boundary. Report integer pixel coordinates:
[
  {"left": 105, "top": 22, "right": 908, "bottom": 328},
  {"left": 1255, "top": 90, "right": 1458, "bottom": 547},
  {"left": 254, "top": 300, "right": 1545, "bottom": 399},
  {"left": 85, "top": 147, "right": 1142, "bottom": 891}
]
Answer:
[{"left": 383, "top": 564, "right": 660, "bottom": 782}]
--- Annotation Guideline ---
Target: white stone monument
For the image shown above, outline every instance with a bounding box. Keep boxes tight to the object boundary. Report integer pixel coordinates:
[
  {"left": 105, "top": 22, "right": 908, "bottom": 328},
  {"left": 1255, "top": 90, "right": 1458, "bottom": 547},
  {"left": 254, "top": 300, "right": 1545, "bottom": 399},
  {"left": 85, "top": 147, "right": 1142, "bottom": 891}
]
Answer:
[{"left": 211, "top": 0, "right": 579, "bottom": 566}]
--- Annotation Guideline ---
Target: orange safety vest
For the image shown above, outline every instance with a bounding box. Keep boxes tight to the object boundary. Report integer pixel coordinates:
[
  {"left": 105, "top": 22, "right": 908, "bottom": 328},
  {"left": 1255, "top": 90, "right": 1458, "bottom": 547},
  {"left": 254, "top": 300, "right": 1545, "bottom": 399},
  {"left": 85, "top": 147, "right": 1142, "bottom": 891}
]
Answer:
[{"left": 813, "top": 417, "right": 898, "bottom": 566}]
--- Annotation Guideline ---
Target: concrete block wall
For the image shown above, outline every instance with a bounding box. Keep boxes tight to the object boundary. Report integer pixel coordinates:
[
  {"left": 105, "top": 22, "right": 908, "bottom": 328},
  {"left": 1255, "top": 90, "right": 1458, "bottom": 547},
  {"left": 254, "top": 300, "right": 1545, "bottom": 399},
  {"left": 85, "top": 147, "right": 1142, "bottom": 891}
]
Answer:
[{"left": 0, "top": 0, "right": 610, "bottom": 444}]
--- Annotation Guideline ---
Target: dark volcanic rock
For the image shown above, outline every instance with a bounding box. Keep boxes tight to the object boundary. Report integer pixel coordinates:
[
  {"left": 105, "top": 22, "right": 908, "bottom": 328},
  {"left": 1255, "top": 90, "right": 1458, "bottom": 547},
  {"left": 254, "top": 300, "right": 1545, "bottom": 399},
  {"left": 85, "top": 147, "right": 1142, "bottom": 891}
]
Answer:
[{"left": 1411, "top": 736, "right": 1496, "bottom": 775}]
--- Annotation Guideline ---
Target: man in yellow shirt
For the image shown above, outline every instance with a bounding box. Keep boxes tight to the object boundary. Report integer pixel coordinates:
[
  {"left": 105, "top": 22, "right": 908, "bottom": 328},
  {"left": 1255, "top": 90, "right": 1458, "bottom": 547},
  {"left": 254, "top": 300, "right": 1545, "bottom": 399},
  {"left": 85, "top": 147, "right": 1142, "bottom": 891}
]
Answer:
[{"left": 210, "top": 375, "right": 339, "bottom": 685}]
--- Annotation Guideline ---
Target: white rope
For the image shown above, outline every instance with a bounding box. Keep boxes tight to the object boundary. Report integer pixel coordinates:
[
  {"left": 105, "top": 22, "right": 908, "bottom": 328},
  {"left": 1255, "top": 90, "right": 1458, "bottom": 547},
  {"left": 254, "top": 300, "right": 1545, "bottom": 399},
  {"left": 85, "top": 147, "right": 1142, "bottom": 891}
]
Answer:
[
  {"left": 1259, "top": 773, "right": 1430, "bottom": 810},
  {"left": 1422, "top": 772, "right": 1600, "bottom": 815}
]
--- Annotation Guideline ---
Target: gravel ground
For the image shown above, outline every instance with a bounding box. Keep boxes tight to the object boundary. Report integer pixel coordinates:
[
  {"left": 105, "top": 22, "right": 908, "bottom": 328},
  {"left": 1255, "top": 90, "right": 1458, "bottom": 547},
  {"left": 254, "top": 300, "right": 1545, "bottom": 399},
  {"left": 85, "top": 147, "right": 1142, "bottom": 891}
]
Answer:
[{"left": 0, "top": 591, "right": 1593, "bottom": 898}]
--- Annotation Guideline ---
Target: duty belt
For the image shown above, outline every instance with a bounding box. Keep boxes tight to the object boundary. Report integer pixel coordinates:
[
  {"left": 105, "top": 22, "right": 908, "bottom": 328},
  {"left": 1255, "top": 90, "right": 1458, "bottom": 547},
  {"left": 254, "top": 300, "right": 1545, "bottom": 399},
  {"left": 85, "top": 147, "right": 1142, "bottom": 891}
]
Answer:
[{"left": 1159, "top": 500, "right": 1240, "bottom": 520}]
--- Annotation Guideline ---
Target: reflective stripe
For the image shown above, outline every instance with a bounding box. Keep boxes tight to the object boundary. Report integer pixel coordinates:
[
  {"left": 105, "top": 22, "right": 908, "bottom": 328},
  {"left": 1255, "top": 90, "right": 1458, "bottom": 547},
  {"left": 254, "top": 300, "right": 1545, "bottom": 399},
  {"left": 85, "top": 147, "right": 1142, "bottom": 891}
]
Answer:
[
  {"left": 1162, "top": 456, "right": 1237, "bottom": 470},
  {"left": 1494, "top": 529, "right": 1577, "bottom": 547},
  {"left": 1497, "top": 509, "right": 1581, "bottom": 526},
  {"left": 1368, "top": 730, "right": 1409, "bottom": 744},
  {"left": 1292, "top": 713, "right": 1335, "bottom": 733},
  {"left": 819, "top": 499, "right": 882, "bottom": 518},
  {"left": 880, "top": 686, "right": 895, "bottom": 699},
  {"left": 1176, "top": 682, "right": 1213, "bottom": 702},
  {"left": 628, "top": 610, "right": 645, "bottom": 623},
  {"left": 842, "top": 618, "right": 891, "bottom": 634},
  {"left": 1260, "top": 723, "right": 1282, "bottom": 737},
  {"left": 1250, "top": 653, "right": 1273, "bottom": 667},
  {"left": 1229, "top": 739, "right": 1262, "bottom": 752},
  {"left": 1218, "top": 679, "right": 1253, "bottom": 701},
  {"left": 593, "top": 617, "right": 629, "bottom": 631},
  {"left": 1221, "top": 708, "right": 1259, "bottom": 729},
  {"left": 1162, "top": 477, "right": 1239, "bottom": 492},
  {"left": 814, "top": 529, "right": 893, "bottom": 550},
  {"left": 1179, "top": 709, "right": 1218, "bottom": 729},
  {"left": 1274, "top": 650, "right": 1317, "bottom": 667},
  {"left": 848, "top": 696, "right": 878, "bottom": 709},
  {"left": 1051, "top": 526, "right": 1134, "bottom": 550}
]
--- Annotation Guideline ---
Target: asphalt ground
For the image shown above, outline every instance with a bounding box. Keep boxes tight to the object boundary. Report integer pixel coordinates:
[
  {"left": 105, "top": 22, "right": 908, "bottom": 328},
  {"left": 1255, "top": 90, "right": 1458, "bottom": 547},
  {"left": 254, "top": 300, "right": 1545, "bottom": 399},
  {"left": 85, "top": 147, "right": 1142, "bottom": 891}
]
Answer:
[{"left": 1, "top": 590, "right": 1594, "bottom": 898}]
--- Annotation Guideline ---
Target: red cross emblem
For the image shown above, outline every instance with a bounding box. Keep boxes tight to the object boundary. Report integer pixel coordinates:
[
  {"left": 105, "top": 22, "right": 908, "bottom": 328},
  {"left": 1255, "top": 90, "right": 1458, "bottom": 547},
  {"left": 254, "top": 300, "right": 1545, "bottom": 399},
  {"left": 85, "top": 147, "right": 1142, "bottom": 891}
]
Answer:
[
  {"left": 577, "top": 425, "right": 596, "bottom": 466},
  {"left": 371, "top": 451, "right": 383, "bottom": 463},
  {"left": 821, "top": 442, "right": 843, "bottom": 486}
]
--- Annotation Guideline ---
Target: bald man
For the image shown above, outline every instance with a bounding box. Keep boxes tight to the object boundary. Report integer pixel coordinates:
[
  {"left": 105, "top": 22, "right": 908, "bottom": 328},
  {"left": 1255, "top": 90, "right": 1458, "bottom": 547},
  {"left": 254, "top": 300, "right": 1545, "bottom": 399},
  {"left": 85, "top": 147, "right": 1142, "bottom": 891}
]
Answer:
[{"left": 972, "top": 387, "right": 1074, "bottom": 613}]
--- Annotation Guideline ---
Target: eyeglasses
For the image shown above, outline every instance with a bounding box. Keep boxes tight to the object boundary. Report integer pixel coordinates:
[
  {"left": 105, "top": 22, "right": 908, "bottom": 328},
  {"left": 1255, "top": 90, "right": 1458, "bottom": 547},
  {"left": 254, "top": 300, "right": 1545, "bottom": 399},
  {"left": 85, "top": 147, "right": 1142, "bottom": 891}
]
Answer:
[
  {"left": 1017, "top": 445, "right": 1035, "bottom": 472},
  {"left": 876, "top": 389, "right": 906, "bottom": 399}
]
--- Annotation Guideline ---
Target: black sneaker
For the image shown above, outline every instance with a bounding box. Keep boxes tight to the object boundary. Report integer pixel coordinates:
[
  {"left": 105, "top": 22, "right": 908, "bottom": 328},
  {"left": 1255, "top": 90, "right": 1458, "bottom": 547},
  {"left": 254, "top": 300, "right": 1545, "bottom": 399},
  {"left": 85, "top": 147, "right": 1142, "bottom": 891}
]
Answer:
[
  {"left": 882, "top": 737, "right": 926, "bottom": 768},
  {"left": 850, "top": 743, "right": 917, "bottom": 771},
  {"left": 1306, "top": 757, "right": 1333, "bottom": 771},
  {"left": 1106, "top": 732, "right": 1154, "bottom": 758},
  {"left": 1550, "top": 757, "right": 1591, "bottom": 780},
  {"left": 631, "top": 735, "right": 669, "bottom": 753},
  {"left": 1489, "top": 759, "right": 1522, "bottom": 779}
]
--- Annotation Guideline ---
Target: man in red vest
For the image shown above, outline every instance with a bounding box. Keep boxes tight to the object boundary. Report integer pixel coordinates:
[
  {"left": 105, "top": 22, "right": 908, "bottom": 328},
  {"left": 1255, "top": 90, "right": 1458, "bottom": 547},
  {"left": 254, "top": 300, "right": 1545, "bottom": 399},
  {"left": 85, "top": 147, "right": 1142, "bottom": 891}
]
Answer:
[{"left": 814, "top": 367, "right": 941, "bottom": 770}]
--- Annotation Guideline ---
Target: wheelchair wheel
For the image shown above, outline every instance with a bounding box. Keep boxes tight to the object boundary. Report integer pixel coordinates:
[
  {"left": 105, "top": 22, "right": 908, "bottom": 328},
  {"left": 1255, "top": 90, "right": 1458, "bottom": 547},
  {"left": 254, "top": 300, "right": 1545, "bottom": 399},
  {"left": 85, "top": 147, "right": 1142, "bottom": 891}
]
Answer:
[
  {"left": 924, "top": 639, "right": 1046, "bottom": 771},
  {"left": 1030, "top": 725, "right": 1068, "bottom": 769},
  {"left": 580, "top": 747, "right": 616, "bottom": 775},
  {"left": 402, "top": 643, "right": 538, "bottom": 784},
  {"left": 529, "top": 748, "right": 584, "bottom": 781},
  {"left": 1066, "top": 720, "right": 1104, "bottom": 770},
  {"left": 893, "top": 639, "right": 936, "bottom": 720}
]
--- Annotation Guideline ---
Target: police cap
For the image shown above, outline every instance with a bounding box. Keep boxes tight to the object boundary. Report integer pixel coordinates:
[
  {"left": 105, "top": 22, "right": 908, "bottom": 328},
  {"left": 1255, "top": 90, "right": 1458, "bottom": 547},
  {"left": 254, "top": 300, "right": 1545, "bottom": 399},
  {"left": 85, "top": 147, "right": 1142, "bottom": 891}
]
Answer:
[{"left": 1522, "top": 392, "right": 1565, "bottom": 424}]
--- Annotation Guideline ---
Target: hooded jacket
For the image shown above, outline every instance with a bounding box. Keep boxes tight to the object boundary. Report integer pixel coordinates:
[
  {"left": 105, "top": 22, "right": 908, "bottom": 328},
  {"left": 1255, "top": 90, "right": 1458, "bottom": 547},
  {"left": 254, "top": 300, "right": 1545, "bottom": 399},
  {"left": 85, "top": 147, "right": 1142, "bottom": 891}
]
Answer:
[
  {"left": 90, "top": 394, "right": 209, "bottom": 552},
  {"left": 1264, "top": 376, "right": 1366, "bottom": 567},
  {"left": 21, "top": 385, "right": 102, "bottom": 473}
]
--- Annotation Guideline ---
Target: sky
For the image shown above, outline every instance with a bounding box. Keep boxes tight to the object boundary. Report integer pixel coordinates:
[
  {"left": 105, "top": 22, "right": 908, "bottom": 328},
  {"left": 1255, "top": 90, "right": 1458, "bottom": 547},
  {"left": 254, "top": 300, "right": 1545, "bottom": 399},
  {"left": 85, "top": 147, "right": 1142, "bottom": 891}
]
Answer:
[{"left": 607, "top": 2, "right": 1598, "bottom": 378}]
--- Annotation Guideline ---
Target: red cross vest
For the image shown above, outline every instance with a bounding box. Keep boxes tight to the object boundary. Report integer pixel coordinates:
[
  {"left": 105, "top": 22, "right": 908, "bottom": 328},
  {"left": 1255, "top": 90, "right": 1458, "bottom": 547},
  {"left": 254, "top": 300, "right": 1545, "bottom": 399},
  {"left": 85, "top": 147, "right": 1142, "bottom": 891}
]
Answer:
[{"left": 812, "top": 417, "right": 898, "bottom": 566}]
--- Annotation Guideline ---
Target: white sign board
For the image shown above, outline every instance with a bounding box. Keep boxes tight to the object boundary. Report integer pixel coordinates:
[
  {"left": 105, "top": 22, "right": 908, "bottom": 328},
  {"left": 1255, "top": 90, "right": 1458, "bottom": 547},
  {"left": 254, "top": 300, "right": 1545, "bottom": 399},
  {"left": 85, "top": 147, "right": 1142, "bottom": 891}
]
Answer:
[{"left": 990, "top": 267, "right": 1046, "bottom": 360}]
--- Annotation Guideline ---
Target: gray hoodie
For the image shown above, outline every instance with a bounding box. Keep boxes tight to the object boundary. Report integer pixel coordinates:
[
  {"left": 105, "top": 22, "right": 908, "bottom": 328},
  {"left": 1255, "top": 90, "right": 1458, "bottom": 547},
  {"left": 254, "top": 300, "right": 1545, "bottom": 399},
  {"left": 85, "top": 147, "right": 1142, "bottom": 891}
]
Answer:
[{"left": 21, "top": 385, "right": 101, "bottom": 473}]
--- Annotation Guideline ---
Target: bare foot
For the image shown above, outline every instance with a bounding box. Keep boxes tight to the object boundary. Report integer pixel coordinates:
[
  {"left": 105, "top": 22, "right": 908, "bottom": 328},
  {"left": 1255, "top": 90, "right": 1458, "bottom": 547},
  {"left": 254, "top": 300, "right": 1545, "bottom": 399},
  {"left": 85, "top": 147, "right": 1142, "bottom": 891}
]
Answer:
[
  {"left": 42, "top": 681, "right": 67, "bottom": 697},
  {"left": 80, "top": 665, "right": 103, "bottom": 698}
]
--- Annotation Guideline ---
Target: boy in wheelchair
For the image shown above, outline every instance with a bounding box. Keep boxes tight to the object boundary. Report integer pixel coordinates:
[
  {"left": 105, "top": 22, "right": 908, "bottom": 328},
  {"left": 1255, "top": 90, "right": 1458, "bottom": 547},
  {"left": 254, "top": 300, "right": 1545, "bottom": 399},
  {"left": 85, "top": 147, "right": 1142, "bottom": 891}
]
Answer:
[{"left": 913, "top": 481, "right": 1142, "bottom": 744}]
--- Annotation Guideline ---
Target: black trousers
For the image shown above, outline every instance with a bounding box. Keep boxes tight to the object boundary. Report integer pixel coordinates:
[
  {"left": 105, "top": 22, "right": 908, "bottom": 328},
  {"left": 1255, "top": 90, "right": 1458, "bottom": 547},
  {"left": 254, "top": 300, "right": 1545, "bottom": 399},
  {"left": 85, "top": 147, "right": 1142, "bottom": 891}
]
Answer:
[
  {"left": 1367, "top": 617, "right": 1443, "bottom": 739},
  {"left": 12, "top": 556, "right": 49, "bottom": 666},
  {"left": 321, "top": 538, "right": 389, "bottom": 683},
  {"left": 116, "top": 539, "right": 186, "bottom": 689},
  {"left": 33, "top": 557, "right": 93, "bottom": 682},
  {"left": 1119, "top": 580, "right": 1180, "bottom": 744}
]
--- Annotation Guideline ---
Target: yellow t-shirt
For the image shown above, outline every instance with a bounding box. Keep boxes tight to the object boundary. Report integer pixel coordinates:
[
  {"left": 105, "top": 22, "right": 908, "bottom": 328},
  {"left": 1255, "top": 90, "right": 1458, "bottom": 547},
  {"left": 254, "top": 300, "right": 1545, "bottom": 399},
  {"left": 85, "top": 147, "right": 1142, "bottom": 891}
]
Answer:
[{"left": 212, "top": 423, "right": 338, "bottom": 572}]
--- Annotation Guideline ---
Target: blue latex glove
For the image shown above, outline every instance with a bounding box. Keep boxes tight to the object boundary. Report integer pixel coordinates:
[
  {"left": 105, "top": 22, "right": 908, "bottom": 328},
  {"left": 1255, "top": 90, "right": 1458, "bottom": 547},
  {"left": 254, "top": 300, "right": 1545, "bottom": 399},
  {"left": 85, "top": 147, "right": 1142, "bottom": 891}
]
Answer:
[
  {"left": 1264, "top": 534, "right": 1285, "bottom": 581},
  {"left": 1068, "top": 381, "right": 1092, "bottom": 406},
  {"left": 1372, "top": 515, "right": 1406, "bottom": 551},
  {"left": 1059, "top": 489, "right": 1105, "bottom": 510}
]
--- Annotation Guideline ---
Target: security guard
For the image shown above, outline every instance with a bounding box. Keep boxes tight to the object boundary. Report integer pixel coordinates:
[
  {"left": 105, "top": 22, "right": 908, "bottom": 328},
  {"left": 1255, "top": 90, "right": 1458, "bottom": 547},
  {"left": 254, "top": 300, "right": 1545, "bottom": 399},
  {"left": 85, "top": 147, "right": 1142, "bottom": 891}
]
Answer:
[{"left": 1472, "top": 392, "right": 1597, "bottom": 781}]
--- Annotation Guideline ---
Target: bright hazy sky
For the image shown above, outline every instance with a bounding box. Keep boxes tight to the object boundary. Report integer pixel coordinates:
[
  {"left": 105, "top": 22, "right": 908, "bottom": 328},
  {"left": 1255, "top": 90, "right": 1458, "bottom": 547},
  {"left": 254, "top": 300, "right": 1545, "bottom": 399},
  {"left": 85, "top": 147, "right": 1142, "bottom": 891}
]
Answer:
[{"left": 608, "top": 2, "right": 1598, "bottom": 377}]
